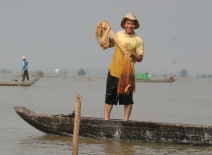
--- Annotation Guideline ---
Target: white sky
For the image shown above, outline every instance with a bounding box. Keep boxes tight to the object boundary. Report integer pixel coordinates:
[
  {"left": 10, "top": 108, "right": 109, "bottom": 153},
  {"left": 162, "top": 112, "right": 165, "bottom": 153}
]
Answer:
[{"left": 1, "top": 0, "right": 212, "bottom": 75}]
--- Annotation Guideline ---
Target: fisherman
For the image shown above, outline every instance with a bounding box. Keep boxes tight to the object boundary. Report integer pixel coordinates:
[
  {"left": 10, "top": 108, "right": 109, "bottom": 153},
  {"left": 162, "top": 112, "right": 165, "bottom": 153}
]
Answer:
[
  {"left": 169, "top": 74, "right": 174, "bottom": 81},
  {"left": 22, "top": 56, "right": 29, "bottom": 81},
  {"left": 104, "top": 13, "right": 144, "bottom": 121}
]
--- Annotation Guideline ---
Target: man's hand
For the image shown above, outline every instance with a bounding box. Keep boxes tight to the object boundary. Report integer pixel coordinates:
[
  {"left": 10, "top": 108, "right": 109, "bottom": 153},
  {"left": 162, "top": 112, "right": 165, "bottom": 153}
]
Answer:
[
  {"left": 108, "top": 38, "right": 114, "bottom": 48},
  {"left": 125, "top": 51, "right": 131, "bottom": 57},
  {"left": 125, "top": 51, "right": 143, "bottom": 62}
]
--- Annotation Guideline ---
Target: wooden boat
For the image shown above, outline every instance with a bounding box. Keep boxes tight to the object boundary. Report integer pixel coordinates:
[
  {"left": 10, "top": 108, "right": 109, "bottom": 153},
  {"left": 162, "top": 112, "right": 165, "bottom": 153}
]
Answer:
[
  {"left": 136, "top": 79, "right": 176, "bottom": 83},
  {"left": 0, "top": 77, "right": 40, "bottom": 86},
  {"left": 14, "top": 106, "right": 212, "bottom": 145}
]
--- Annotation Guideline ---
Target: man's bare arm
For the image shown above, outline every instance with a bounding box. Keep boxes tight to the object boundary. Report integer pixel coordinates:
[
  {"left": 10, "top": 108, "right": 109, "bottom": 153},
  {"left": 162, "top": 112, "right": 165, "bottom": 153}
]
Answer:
[{"left": 131, "top": 53, "right": 143, "bottom": 62}]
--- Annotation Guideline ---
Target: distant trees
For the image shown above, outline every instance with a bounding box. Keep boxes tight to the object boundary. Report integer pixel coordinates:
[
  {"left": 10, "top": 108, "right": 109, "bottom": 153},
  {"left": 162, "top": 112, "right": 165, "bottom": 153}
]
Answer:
[
  {"left": 1, "top": 69, "right": 7, "bottom": 73},
  {"left": 77, "top": 69, "right": 86, "bottom": 76},
  {"left": 197, "top": 74, "right": 212, "bottom": 78},
  {"left": 201, "top": 74, "right": 207, "bottom": 78},
  {"left": 180, "top": 70, "right": 188, "bottom": 77},
  {"left": 1, "top": 69, "right": 13, "bottom": 74}
]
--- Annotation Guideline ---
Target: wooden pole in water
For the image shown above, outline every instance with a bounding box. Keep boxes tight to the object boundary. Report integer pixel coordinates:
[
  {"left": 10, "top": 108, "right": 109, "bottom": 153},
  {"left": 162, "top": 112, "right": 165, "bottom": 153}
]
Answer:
[
  {"left": 18, "top": 71, "right": 23, "bottom": 86},
  {"left": 72, "top": 92, "right": 82, "bottom": 155}
]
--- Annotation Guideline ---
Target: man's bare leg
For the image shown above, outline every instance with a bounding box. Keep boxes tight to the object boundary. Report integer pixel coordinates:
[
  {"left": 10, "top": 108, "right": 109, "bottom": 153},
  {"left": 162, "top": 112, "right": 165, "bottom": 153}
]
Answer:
[
  {"left": 124, "top": 104, "right": 132, "bottom": 121},
  {"left": 104, "top": 103, "right": 113, "bottom": 120}
]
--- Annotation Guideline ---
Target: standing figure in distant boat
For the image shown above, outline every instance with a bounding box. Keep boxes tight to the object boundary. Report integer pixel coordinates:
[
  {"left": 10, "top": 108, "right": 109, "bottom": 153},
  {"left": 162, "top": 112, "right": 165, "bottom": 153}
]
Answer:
[
  {"left": 22, "top": 56, "right": 29, "bottom": 81},
  {"left": 169, "top": 75, "right": 174, "bottom": 81}
]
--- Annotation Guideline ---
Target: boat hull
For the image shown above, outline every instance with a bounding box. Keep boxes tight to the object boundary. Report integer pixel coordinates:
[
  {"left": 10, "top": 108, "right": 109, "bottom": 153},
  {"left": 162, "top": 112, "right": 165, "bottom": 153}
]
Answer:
[
  {"left": 0, "top": 77, "right": 40, "bottom": 86},
  {"left": 136, "top": 79, "right": 176, "bottom": 83},
  {"left": 14, "top": 106, "right": 212, "bottom": 145}
]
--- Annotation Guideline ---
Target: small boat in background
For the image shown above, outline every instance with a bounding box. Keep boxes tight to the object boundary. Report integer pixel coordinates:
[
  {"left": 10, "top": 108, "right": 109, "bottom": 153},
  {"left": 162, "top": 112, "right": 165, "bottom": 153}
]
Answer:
[
  {"left": 136, "top": 79, "right": 176, "bottom": 83},
  {"left": 136, "top": 73, "right": 176, "bottom": 83},
  {"left": 0, "top": 76, "right": 40, "bottom": 86}
]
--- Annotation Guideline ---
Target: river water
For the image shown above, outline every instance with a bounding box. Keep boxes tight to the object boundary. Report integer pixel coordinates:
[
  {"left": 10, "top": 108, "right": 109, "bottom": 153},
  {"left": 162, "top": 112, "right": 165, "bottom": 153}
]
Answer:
[{"left": 1, "top": 76, "right": 212, "bottom": 155}]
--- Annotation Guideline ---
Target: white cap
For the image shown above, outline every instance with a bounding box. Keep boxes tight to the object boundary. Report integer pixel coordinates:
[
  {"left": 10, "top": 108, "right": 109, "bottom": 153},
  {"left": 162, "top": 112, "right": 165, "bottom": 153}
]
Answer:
[{"left": 22, "top": 56, "right": 26, "bottom": 59}]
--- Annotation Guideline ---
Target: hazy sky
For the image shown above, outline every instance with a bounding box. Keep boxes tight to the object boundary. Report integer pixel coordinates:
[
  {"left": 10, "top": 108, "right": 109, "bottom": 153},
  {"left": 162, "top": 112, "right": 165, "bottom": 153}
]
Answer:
[{"left": 1, "top": 0, "right": 212, "bottom": 75}]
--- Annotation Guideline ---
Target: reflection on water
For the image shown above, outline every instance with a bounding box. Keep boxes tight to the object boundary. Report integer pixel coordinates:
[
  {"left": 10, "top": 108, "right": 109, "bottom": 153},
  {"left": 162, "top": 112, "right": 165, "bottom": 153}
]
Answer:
[
  {"left": 1, "top": 77, "right": 212, "bottom": 154},
  {"left": 18, "top": 135, "right": 212, "bottom": 155}
]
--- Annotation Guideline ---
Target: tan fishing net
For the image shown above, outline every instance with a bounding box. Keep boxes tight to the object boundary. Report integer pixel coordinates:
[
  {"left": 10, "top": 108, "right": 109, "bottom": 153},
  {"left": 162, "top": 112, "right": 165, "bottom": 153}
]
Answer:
[
  {"left": 95, "top": 20, "right": 111, "bottom": 50},
  {"left": 117, "top": 55, "right": 135, "bottom": 94},
  {"left": 95, "top": 20, "right": 135, "bottom": 94}
]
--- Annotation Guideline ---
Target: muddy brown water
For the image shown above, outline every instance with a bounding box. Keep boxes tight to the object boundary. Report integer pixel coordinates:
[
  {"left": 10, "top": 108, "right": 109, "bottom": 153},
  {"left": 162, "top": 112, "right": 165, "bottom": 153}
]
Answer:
[{"left": 1, "top": 77, "right": 212, "bottom": 155}]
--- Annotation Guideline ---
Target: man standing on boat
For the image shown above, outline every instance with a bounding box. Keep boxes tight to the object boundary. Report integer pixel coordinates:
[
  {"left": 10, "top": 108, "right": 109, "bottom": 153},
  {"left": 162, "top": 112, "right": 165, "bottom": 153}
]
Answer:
[
  {"left": 22, "top": 56, "right": 29, "bottom": 81},
  {"left": 104, "top": 13, "right": 144, "bottom": 121}
]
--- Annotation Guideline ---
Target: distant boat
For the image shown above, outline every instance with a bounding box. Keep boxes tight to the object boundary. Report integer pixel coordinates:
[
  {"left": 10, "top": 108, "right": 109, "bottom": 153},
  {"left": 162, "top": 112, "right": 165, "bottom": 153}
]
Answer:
[
  {"left": 15, "top": 106, "right": 212, "bottom": 145},
  {"left": 136, "top": 79, "right": 176, "bottom": 83},
  {"left": 0, "top": 76, "right": 40, "bottom": 86},
  {"left": 135, "top": 73, "right": 176, "bottom": 83}
]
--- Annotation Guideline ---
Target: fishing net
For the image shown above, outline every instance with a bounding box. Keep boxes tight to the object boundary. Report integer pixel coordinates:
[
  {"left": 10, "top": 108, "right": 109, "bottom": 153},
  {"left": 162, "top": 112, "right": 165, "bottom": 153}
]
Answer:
[
  {"left": 117, "top": 55, "right": 135, "bottom": 94},
  {"left": 95, "top": 20, "right": 135, "bottom": 94},
  {"left": 95, "top": 20, "right": 111, "bottom": 50}
]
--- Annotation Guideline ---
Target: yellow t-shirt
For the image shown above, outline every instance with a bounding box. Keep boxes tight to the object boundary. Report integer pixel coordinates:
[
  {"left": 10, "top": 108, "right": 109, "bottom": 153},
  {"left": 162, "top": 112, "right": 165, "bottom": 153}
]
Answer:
[{"left": 109, "top": 31, "right": 144, "bottom": 78}]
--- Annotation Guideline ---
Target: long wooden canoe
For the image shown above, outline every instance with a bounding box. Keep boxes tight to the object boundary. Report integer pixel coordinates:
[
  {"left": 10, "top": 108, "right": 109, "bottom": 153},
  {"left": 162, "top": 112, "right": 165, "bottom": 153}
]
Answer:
[
  {"left": 14, "top": 106, "right": 212, "bottom": 145},
  {"left": 0, "top": 77, "right": 40, "bottom": 86},
  {"left": 136, "top": 79, "right": 176, "bottom": 83}
]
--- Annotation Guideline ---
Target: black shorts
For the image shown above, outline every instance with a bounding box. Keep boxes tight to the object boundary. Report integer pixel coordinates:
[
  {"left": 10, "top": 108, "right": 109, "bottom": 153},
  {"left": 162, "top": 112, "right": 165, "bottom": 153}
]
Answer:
[{"left": 105, "top": 72, "right": 134, "bottom": 105}]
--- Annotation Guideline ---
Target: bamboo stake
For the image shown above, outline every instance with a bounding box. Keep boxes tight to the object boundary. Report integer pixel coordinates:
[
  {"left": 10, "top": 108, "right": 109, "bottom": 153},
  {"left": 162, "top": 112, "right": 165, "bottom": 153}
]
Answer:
[
  {"left": 18, "top": 71, "right": 23, "bottom": 86},
  {"left": 72, "top": 92, "right": 82, "bottom": 155}
]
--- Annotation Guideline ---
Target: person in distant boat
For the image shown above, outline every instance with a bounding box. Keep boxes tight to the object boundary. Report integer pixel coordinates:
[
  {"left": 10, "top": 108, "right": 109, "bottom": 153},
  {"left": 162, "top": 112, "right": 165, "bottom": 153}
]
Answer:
[
  {"left": 146, "top": 73, "right": 151, "bottom": 79},
  {"left": 169, "top": 75, "right": 174, "bottom": 81},
  {"left": 22, "top": 56, "right": 29, "bottom": 81},
  {"left": 104, "top": 13, "right": 144, "bottom": 121}
]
